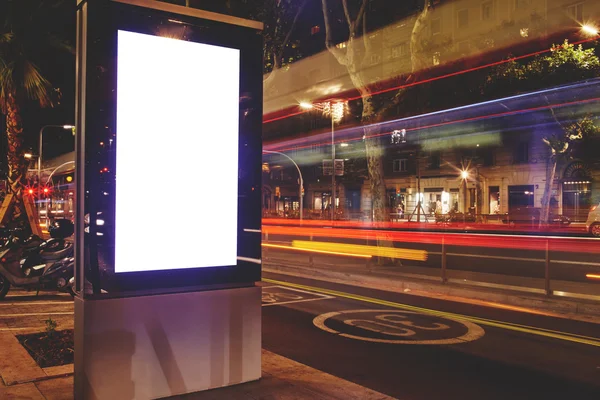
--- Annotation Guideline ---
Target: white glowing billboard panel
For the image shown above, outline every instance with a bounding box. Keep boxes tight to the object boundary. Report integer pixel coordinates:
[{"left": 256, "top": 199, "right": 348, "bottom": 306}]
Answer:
[{"left": 115, "top": 30, "right": 240, "bottom": 273}]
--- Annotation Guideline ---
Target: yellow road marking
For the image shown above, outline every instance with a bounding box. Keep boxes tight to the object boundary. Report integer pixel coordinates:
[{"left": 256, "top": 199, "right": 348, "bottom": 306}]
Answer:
[
  {"left": 292, "top": 240, "right": 428, "bottom": 261},
  {"left": 262, "top": 243, "right": 372, "bottom": 258},
  {"left": 263, "top": 278, "right": 600, "bottom": 348}
]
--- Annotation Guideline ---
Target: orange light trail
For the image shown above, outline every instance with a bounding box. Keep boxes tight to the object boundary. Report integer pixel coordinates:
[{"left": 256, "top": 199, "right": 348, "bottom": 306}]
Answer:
[
  {"left": 586, "top": 274, "right": 600, "bottom": 280},
  {"left": 262, "top": 242, "right": 372, "bottom": 259}
]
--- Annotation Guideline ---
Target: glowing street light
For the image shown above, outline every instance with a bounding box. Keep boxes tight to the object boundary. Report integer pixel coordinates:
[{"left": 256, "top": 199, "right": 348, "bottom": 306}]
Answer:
[
  {"left": 300, "top": 100, "right": 347, "bottom": 220},
  {"left": 581, "top": 24, "right": 599, "bottom": 36},
  {"left": 24, "top": 153, "right": 33, "bottom": 159},
  {"left": 461, "top": 170, "right": 469, "bottom": 179}
]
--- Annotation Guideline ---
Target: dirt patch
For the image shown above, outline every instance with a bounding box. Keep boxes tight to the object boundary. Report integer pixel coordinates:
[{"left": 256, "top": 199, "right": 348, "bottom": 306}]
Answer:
[{"left": 16, "top": 329, "right": 74, "bottom": 368}]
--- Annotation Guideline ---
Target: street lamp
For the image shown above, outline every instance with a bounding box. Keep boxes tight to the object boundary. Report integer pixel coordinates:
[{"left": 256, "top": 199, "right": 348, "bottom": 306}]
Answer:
[
  {"left": 263, "top": 150, "right": 304, "bottom": 221},
  {"left": 581, "top": 24, "right": 599, "bottom": 36},
  {"left": 38, "top": 125, "right": 75, "bottom": 186},
  {"left": 300, "top": 100, "right": 347, "bottom": 220}
]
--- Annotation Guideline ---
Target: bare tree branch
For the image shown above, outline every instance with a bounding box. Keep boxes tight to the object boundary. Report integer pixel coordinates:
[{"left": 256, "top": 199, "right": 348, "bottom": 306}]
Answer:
[
  {"left": 361, "top": 10, "right": 371, "bottom": 64},
  {"left": 544, "top": 95, "right": 566, "bottom": 130},
  {"left": 341, "top": 0, "right": 353, "bottom": 31},
  {"left": 355, "top": 0, "right": 368, "bottom": 33},
  {"left": 321, "top": 0, "right": 349, "bottom": 65},
  {"left": 410, "top": 3, "right": 430, "bottom": 73},
  {"left": 263, "top": 0, "right": 307, "bottom": 88}
]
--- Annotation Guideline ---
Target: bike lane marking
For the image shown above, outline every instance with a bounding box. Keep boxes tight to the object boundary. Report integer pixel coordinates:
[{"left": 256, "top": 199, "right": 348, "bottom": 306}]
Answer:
[
  {"left": 262, "top": 285, "right": 334, "bottom": 307},
  {"left": 314, "top": 309, "right": 484, "bottom": 345},
  {"left": 264, "top": 278, "right": 600, "bottom": 348}
]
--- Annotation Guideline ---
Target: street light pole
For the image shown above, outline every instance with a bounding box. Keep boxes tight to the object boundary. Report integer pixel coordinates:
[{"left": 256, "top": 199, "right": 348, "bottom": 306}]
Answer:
[
  {"left": 299, "top": 100, "right": 345, "bottom": 221},
  {"left": 331, "top": 111, "right": 335, "bottom": 221},
  {"left": 37, "top": 125, "right": 75, "bottom": 224},
  {"left": 38, "top": 125, "right": 75, "bottom": 186},
  {"left": 263, "top": 150, "right": 304, "bottom": 221}
]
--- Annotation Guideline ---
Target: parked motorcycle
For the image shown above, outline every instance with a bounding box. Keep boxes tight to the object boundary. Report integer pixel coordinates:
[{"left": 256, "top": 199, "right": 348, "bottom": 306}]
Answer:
[{"left": 0, "top": 219, "right": 75, "bottom": 299}]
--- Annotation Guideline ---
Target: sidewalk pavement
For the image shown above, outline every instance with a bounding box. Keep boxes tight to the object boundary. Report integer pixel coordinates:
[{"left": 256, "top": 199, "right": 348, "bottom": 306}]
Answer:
[{"left": 1, "top": 322, "right": 392, "bottom": 400}]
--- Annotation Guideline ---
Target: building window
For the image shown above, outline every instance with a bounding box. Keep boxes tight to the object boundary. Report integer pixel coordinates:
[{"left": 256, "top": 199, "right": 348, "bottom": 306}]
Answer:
[
  {"left": 566, "top": 3, "right": 584, "bottom": 21},
  {"left": 429, "top": 153, "right": 441, "bottom": 169},
  {"left": 370, "top": 53, "right": 381, "bottom": 65},
  {"left": 393, "top": 159, "right": 408, "bottom": 173},
  {"left": 310, "top": 144, "right": 322, "bottom": 154},
  {"left": 430, "top": 18, "right": 441, "bottom": 35},
  {"left": 391, "top": 43, "right": 408, "bottom": 59},
  {"left": 457, "top": 40, "right": 470, "bottom": 53},
  {"left": 482, "top": 1, "right": 494, "bottom": 20},
  {"left": 482, "top": 148, "right": 495, "bottom": 167},
  {"left": 336, "top": 42, "right": 347, "bottom": 49},
  {"left": 515, "top": 142, "right": 529, "bottom": 163},
  {"left": 310, "top": 25, "right": 320, "bottom": 35},
  {"left": 432, "top": 52, "right": 441, "bottom": 65},
  {"left": 457, "top": 9, "right": 469, "bottom": 28}
]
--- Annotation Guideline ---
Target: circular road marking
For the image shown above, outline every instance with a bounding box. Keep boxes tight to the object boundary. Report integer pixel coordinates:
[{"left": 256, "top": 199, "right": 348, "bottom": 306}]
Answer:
[{"left": 313, "top": 309, "right": 485, "bottom": 345}]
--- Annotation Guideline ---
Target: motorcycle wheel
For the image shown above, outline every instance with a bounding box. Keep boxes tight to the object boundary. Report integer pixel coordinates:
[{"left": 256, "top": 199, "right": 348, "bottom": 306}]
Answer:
[{"left": 0, "top": 274, "right": 10, "bottom": 299}]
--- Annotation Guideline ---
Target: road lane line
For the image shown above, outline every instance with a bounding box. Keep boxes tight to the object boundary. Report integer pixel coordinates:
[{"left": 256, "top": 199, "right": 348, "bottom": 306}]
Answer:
[
  {"left": 0, "top": 312, "right": 74, "bottom": 317},
  {"left": 264, "top": 278, "right": 600, "bottom": 348},
  {"left": 0, "top": 301, "right": 72, "bottom": 306},
  {"left": 263, "top": 297, "right": 334, "bottom": 307}
]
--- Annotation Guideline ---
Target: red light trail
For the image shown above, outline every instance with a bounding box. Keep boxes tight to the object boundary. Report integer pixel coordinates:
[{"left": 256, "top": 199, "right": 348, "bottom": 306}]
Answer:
[{"left": 263, "top": 37, "right": 598, "bottom": 124}]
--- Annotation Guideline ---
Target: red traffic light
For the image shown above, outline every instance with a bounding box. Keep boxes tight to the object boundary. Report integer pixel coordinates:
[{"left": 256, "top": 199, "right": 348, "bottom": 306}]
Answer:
[{"left": 28, "top": 189, "right": 34, "bottom": 195}]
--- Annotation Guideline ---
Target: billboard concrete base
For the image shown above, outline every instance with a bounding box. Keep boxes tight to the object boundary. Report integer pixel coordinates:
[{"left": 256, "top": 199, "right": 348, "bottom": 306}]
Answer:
[{"left": 74, "top": 285, "right": 261, "bottom": 399}]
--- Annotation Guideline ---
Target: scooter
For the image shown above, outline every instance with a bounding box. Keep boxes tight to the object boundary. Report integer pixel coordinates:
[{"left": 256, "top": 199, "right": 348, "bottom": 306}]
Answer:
[
  {"left": 0, "top": 243, "right": 75, "bottom": 299},
  {"left": 0, "top": 219, "right": 75, "bottom": 299}
]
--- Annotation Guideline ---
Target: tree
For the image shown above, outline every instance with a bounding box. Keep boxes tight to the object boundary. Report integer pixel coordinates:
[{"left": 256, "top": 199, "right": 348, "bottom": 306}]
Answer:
[
  {"left": 172, "top": 0, "right": 306, "bottom": 83},
  {"left": 0, "top": 0, "right": 73, "bottom": 226},
  {"left": 488, "top": 40, "right": 600, "bottom": 223},
  {"left": 320, "top": 0, "right": 432, "bottom": 222},
  {"left": 540, "top": 116, "right": 599, "bottom": 224}
]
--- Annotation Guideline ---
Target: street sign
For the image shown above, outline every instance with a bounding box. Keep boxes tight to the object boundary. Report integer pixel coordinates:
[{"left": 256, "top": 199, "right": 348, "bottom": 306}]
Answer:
[
  {"left": 323, "top": 159, "right": 344, "bottom": 176},
  {"left": 334, "top": 159, "right": 344, "bottom": 176},
  {"left": 323, "top": 159, "right": 333, "bottom": 176}
]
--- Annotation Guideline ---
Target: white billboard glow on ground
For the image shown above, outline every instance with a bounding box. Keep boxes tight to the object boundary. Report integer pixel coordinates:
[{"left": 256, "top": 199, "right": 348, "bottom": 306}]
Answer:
[{"left": 115, "top": 30, "right": 240, "bottom": 273}]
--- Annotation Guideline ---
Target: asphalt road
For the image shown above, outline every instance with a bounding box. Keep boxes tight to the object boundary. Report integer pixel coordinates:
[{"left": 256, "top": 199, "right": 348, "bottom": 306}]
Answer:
[{"left": 261, "top": 271, "right": 600, "bottom": 400}]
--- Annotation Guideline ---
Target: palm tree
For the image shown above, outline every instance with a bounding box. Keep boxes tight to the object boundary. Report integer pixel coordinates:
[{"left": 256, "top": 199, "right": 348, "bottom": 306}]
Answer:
[{"left": 0, "top": 0, "right": 72, "bottom": 225}]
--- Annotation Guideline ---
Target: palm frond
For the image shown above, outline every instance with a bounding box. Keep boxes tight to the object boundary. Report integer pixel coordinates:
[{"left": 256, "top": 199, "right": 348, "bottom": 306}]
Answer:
[
  {"left": 47, "top": 34, "right": 74, "bottom": 55},
  {"left": 0, "top": 32, "right": 14, "bottom": 44},
  {"left": 22, "top": 60, "right": 53, "bottom": 107}
]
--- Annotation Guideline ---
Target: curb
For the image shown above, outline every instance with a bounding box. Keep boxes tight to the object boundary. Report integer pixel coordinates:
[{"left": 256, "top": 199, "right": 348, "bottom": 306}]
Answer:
[{"left": 263, "top": 262, "right": 600, "bottom": 323}]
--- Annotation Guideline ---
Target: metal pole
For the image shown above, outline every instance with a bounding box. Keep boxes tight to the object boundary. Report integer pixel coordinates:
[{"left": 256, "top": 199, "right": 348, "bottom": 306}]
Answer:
[
  {"left": 416, "top": 149, "right": 421, "bottom": 223},
  {"left": 441, "top": 235, "right": 447, "bottom": 283},
  {"left": 331, "top": 112, "right": 335, "bottom": 221},
  {"left": 38, "top": 126, "right": 45, "bottom": 226},
  {"left": 463, "top": 178, "right": 467, "bottom": 214},
  {"left": 545, "top": 238, "right": 551, "bottom": 295},
  {"left": 38, "top": 127, "right": 44, "bottom": 188},
  {"left": 263, "top": 150, "right": 303, "bottom": 221}
]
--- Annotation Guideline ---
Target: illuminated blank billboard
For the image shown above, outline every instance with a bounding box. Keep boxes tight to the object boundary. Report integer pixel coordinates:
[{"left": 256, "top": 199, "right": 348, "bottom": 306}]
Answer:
[{"left": 115, "top": 30, "right": 240, "bottom": 273}]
